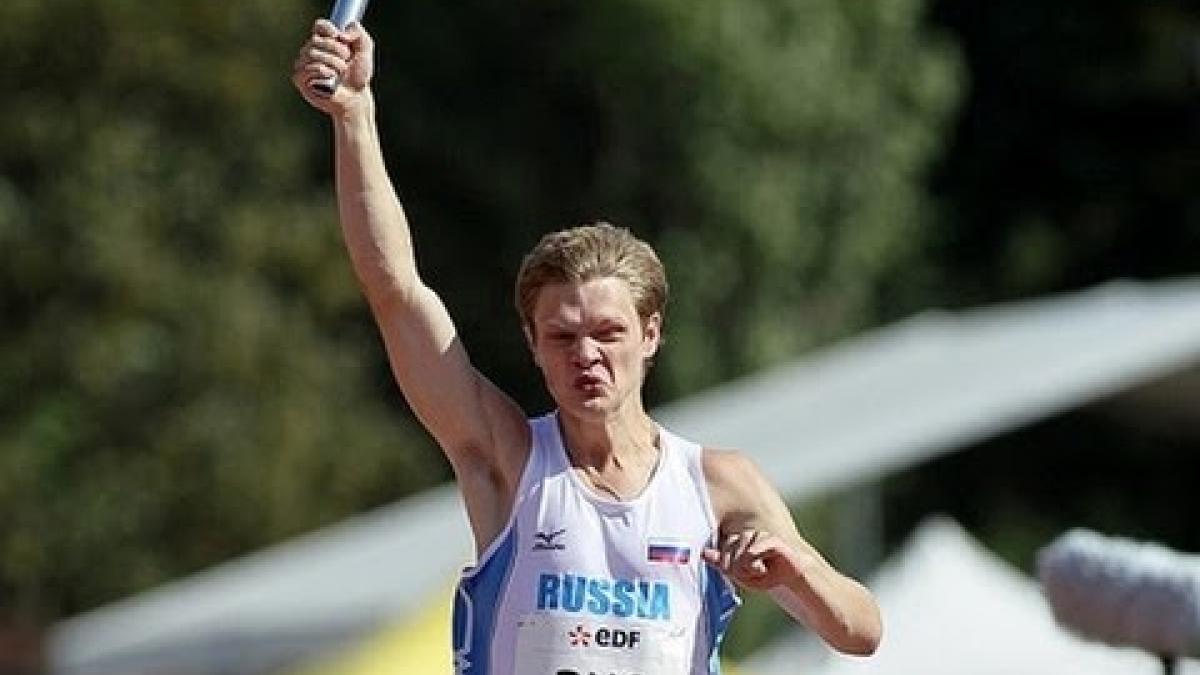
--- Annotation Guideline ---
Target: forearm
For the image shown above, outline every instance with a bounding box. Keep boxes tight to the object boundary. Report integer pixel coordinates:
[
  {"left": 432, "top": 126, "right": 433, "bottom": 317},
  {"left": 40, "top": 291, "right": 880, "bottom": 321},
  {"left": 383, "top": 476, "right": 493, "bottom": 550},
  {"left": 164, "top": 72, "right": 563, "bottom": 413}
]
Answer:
[
  {"left": 331, "top": 90, "right": 420, "bottom": 301},
  {"left": 771, "top": 550, "right": 882, "bottom": 656}
]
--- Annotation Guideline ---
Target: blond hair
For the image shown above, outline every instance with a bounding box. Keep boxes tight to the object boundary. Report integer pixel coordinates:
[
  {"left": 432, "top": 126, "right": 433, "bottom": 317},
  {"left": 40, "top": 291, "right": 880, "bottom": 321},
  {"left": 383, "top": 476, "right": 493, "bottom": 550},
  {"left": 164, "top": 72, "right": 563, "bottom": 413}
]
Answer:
[{"left": 515, "top": 222, "right": 668, "bottom": 333}]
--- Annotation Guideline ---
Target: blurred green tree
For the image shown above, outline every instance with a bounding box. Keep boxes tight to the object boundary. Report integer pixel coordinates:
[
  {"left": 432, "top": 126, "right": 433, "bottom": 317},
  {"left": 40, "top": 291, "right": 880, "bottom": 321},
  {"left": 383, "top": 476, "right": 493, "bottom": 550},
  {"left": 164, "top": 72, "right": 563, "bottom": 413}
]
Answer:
[
  {"left": 358, "top": 4, "right": 961, "bottom": 657},
  {"left": 362, "top": 0, "right": 962, "bottom": 403},
  {"left": 0, "top": 0, "right": 963, "bottom": 627},
  {"left": 882, "top": 0, "right": 1200, "bottom": 574},
  {"left": 0, "top": 1, "right": 444, "bottom": 622},
  {"left": 928, "top": 0, "right": 1200, "bottom": 303}
]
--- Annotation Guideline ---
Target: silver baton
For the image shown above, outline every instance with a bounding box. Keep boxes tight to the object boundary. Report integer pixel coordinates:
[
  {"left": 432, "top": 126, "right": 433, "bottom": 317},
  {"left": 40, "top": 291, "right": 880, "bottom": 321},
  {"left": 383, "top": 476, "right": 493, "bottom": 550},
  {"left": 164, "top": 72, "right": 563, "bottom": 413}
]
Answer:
[{"left": 313, "top": 0, "right": 371, "bottom": 96}]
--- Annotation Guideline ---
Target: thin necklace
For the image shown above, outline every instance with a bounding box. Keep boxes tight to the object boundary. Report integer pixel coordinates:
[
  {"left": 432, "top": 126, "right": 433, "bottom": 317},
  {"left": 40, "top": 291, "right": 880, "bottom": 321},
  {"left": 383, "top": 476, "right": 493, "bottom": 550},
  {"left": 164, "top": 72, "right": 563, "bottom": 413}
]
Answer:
[{"left": 579, "top": 443, "right": 661, "bottom": 501}]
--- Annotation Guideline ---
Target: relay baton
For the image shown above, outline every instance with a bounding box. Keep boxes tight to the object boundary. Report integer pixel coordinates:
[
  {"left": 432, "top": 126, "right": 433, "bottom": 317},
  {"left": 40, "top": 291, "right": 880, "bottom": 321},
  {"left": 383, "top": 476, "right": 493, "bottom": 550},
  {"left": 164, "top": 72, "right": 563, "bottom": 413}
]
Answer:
[{"left": 313, "top": 0, "right": 371, "bottom": 96}]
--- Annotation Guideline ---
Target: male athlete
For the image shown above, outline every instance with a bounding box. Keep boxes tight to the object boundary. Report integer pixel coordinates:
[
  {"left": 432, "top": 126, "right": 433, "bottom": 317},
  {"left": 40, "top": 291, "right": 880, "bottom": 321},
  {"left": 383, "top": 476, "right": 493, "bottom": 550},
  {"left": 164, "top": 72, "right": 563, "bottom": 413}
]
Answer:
[{"left": 293, "top": 18, "right": 881, "bottom": 675}]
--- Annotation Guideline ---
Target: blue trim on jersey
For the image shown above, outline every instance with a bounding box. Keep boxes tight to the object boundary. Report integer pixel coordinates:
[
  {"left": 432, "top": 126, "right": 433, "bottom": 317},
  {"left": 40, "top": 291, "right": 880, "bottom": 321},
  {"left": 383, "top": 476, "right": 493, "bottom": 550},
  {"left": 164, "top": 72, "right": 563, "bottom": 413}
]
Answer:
[
  {"left": 701, "top": 563, "right": 741, "bottom": 675},
  {"left": 453, "top": 525, "right": 519, "bottom": 675}
]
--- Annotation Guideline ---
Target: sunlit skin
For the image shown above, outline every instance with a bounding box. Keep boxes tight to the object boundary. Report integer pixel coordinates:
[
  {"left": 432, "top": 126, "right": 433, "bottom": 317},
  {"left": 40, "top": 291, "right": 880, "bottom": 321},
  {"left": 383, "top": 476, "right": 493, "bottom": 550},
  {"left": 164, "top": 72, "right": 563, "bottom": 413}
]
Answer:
[
  {"left": 526, "top": 277, "right": 660, "bottom": 419},
  {"left": 525, "top": 278, "right": 663, "bottom": 496},
  {"left": 292, "top": 20, "right": 882, "bottom": 657},
  {"left": 523, "top": 282, "right": 877, "bottom": 654}
]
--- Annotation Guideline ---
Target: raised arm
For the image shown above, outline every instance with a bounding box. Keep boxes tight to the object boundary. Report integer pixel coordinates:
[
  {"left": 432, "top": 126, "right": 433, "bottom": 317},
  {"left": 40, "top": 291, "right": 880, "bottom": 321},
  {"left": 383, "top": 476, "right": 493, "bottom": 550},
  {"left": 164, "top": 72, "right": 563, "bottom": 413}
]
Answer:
[
  {"left": 703, "top": 450, "right": 883, "bottom": 656},
  {"left": 291, "top": 20, "right": 529, "bottom": 548}
]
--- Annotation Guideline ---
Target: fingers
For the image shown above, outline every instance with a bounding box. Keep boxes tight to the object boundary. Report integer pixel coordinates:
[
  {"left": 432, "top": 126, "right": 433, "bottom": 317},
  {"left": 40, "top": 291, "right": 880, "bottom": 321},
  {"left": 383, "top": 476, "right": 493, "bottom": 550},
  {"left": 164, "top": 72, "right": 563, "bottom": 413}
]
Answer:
[
  {"left": 291, "top": 56, "right": 340, "bottom": 101},
  {"left": 312, "top": 18, "right": 339, "bottom": 38},
  {"left": 293, "top": 52, "right": 341, "bottom": 84},
  {"left": 341, "top": 21, "right": 375, "bottom": 53},
  {"left": 295, "top": 33, "right": 350, "bottom": 73},
  {"left": 309, "top": 18, "right": 372, "bottom": 56},
  {"left": 293, "top": 19, "right": 373, "bottom": 100},
  {"left": 293, "top": 25, "right": 348, "bottom": 98},
  {"left": 705, "top": 529, "right": 776, "bottom": 583},
  {"left": 312, "top": 34, "right": 353, "bottom": 62}
]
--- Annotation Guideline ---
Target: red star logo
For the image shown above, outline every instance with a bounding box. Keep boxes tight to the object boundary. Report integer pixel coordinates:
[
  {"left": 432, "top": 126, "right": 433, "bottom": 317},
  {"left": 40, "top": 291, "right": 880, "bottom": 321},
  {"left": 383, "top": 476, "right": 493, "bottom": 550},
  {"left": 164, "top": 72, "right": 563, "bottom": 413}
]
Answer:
[{"left": 568, "top": 624, "right": 592, "bottom": 646}]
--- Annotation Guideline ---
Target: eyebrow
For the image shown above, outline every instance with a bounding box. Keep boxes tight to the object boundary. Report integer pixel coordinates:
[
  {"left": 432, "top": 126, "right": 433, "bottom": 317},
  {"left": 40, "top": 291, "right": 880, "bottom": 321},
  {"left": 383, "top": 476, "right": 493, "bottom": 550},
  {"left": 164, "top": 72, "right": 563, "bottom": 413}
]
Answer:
[{"left": 538, "top": 315, "right": 629, "bottom": 331}]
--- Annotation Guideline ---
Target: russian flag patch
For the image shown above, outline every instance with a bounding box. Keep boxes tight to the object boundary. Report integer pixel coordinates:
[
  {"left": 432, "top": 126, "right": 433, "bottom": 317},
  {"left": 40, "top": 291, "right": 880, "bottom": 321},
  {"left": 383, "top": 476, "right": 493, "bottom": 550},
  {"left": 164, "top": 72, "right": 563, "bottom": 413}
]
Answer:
[{"left": 647, "top": 539, "right": 691, "bottom": 564}]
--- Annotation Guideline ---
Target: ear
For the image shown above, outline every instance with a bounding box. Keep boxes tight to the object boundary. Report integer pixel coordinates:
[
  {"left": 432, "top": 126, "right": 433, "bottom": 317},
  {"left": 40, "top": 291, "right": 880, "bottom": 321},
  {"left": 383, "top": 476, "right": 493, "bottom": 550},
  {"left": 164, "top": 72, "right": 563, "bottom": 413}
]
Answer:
[{"left": 641, "top": 312, "right": 663, "bottom": 359}]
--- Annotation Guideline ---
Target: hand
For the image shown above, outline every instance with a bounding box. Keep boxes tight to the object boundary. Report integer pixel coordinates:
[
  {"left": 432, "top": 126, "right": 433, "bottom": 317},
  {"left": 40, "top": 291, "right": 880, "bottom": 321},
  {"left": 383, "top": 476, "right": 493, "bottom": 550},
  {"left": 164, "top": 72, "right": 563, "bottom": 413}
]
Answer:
[
  {"left": 292, "top": 19, "right": 375, "bottom": 115},
  {"left": 702, "top": 528, "right": 805, "bottom": 591}
]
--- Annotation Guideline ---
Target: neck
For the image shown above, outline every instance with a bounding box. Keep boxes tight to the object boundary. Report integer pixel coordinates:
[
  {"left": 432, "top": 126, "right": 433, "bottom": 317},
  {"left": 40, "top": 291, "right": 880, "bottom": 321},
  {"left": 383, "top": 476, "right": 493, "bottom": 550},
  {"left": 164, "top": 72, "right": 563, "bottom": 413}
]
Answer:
[{"left": 557, "top": 404, "right": 659, "bottom": 471}]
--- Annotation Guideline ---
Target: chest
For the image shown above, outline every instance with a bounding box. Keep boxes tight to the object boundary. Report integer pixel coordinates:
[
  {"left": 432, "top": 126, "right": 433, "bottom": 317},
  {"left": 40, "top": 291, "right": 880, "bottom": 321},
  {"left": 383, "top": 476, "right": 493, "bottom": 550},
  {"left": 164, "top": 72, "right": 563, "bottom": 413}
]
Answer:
[{"left": 508, "top": 468, "right": 712, "bottom": 615}]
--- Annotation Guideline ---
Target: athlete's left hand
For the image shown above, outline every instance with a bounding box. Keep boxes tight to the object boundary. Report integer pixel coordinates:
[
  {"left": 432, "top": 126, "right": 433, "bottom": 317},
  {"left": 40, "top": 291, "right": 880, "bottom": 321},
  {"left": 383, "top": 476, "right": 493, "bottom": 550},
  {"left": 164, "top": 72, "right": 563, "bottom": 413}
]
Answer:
[{"left": 702, "top": 528, "right": 805, "bottom": 591}]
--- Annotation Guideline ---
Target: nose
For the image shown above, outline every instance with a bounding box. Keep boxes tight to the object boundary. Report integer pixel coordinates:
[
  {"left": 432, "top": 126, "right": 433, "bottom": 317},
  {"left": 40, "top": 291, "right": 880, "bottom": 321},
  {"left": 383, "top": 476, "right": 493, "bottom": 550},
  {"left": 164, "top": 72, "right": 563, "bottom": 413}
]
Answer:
[{"left": 571, "top": 337, "right": 601, "bottom": 367}]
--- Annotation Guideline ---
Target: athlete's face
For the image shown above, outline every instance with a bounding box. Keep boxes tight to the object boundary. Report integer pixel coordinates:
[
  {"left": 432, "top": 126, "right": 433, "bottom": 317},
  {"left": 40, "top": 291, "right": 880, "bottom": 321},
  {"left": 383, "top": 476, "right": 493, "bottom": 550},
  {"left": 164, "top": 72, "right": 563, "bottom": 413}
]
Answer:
[{"left": 527, "top": 277, "right": 661, "bottom": 417}]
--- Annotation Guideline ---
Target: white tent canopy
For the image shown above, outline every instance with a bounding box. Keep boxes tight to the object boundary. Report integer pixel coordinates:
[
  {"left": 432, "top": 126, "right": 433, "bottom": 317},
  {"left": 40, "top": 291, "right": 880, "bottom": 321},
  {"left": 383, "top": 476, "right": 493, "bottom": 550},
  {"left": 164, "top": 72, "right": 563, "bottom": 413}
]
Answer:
[
  {"left": 50, "top": 488, "right": 475, "bottom": 674},
  {"left": 49, "top": 278, "right": 1200, "bottom": 673},
  {"left": 743, "top": 517, "right": 1200, "bottom": 675},
  {"left": 656, "top": 277, "right": 1200, "bottom": 502}
]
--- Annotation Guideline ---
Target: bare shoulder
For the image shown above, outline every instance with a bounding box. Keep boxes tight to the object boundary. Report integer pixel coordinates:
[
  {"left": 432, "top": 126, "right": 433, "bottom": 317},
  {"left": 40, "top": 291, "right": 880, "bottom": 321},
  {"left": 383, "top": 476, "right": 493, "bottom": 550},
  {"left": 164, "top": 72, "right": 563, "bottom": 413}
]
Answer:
[
  {"left": 701, "top": 448, "right": 760, "bottom": 488},
  {"left": 701, "top": 448, "right": 771, "bottom": 524}
]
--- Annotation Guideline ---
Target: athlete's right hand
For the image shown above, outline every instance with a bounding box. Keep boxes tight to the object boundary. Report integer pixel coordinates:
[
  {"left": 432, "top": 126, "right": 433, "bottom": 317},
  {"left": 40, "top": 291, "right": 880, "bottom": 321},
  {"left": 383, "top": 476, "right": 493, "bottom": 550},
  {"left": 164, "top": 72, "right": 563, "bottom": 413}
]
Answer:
[{"left": 292, "top": 19, "right": 374, "bottom": 115}]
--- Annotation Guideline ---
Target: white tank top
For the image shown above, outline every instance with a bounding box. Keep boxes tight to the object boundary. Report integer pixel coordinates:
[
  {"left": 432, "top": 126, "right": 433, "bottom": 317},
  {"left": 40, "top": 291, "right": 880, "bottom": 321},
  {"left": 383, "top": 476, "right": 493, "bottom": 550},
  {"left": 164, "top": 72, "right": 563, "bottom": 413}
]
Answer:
[{"left": 452, "top": 411, "right": 741, "bottom": 675}]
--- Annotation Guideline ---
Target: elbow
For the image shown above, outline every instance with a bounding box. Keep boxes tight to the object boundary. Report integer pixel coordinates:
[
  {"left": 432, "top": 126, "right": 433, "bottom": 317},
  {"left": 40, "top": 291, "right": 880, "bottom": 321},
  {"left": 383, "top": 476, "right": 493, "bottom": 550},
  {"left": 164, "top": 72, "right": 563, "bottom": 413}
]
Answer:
[
  {"left": 773, "top": 579, "right": 883, "bottom": 657},
  {"left": 833, "top": 603, "right": 882, "bottom": 656},
  {"left": 837, "top": 626, "right": 881, "bottom": 657}
]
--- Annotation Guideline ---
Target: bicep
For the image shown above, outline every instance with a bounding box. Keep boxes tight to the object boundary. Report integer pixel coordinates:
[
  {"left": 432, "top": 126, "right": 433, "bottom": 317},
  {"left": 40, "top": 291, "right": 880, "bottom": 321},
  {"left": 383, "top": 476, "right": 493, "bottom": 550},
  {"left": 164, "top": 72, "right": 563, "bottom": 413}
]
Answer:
[
  {"left": 705, "top": 450, "right": 812, "bottom": 549},
  {"left": 371, "top": 284, "right": 528, "bottom": 472}
]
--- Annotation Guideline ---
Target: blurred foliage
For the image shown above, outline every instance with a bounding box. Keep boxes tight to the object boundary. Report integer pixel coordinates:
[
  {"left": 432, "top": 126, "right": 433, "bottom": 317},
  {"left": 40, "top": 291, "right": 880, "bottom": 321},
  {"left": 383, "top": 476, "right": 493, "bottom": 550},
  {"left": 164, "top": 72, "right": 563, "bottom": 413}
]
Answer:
[
  {"left": 361, "top": 0, "right": 962, "bottom": 405},
  {"left": 346, "top": 0, "right": 961, "bottom": 651},
  {"left": 0, "top": 0, "right": 961, "bottom": 628},
  {"left": 927, "top": 0, "right": 1200, "bottom": 304},
  {"left": 2, "top": 0, "right": 1194, "bottom": 662},
  {"left": 0, "top": 1, "right": 442, "bottom": 622},
  {"left": 882, "top": 0, "right": 1200, "bottom": 570},
  {"left": 0, "top": 0, "right": 961, "bottom": 626}
]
